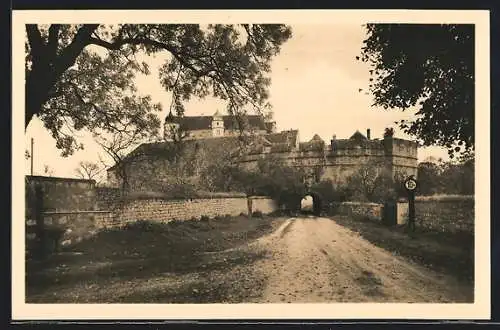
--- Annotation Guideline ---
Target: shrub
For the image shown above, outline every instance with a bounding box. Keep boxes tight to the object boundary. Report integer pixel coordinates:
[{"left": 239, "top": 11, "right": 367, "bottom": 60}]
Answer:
[
  {"left": 200, "top": 215, "right": 210, "bottom": 222},
  {"left": 268, "top": 209, "right": 285, "bottom": 217},
  {"left": 310, "top": 180, "right": 336, "bottom": 204},
  {"left": 160, "top": 183, "right": 199, "bottom": 200},
  {"left": 415, "top": 194, "right": 474, "bottom": 202},
  {"left": 221, "top": 214, "right": 233, "bottom": 223},
  {"left": 344, "top": 167, "right": 405, "bottom": 203},
  {"left": 252, "top": 210, "right": 264, "bottom": 218},
  {"left": 122, "top": 219, "right": 172, "bottom": 232},
  {"left": 352, "top": 214, "right": 374, "bottom": 223},
  {"left": 326, "top": 202, "right": 341, "bottom": 215},
  {"left": 239, "top": 212, "right": 247, "bottom": 217},
  {"left": 169, "top": 218, "right": 184, "bottom": 226}
]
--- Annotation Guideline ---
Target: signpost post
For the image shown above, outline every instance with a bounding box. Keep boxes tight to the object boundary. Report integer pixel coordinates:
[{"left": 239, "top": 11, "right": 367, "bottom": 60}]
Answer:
[{"left": 404, "top": 175, "right": 418, "bottom": 233}]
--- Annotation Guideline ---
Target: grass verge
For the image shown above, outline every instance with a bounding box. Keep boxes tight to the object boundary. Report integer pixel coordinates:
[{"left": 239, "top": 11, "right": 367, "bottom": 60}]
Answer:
[
  {"left": 331, "top": 215, "right": 474, "bottom": 284},
  {"left": 26, "top": 215, "right": 285, "bottom": 303}
]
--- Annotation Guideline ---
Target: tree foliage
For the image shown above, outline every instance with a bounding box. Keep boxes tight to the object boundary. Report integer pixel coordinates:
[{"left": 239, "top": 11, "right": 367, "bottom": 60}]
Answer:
[
  {"left": 416, "top": 161, "right": 442, "bottom": 195},
  {"left": 95, "top": 120, "right": 161, "bottom": 191},
  {"left": 359, "top": 24, "right": 474, "bottom": 158},
  {"left": 257, "top": 161, "right": 306, "bottom": 210},
  {"left": 74, "top": 161, "right": 103, "bottom": 181},
  {"left": 206, "top": 157, "right": 307, "bottom": 210},
  {"left": 344, "top": 166, "right": 406, "bottom": 203},
  {"left": 42, "top": 164, "right": 54, "bottom": 177},
  {"left": 417, "top": 156, "right": 474, "bottom": 195},
  {"left": 25, "top": 24, "right": 292, "bottom": 156}
]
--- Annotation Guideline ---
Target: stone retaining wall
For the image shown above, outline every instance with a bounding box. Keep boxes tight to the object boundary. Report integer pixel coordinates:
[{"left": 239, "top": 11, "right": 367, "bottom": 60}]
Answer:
[
  {"left": 249, "top": 196, "right": 278, "bottom": 215},
  {"left": 334, "top": 197, "right": 474, "bottom": 234},
  {"left": 25, "top": 176, "right": 278, "bottom": 250},
  {"left": 105, "top": 196, "right": 278, "bottom": 227},
  {"left": 336, "top": 202, "right": 383, "bottom": 221}
]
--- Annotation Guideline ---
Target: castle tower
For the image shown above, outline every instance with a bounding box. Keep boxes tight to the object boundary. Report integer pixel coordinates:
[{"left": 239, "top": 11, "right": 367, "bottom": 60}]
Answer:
[
  {"left": 266, "top": 121, "right": 277, "bottom": 133},
  {"left": 211, "top": 110, "right": 224, "bottom": 137},
  {"left": 164, "top": 110, "right": 180, "bottom": 141}
]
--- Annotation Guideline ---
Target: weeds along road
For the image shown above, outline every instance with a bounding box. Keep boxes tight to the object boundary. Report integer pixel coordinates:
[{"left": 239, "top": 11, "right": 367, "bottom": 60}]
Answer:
[{"left": 243, "top": 216, "right": 473, "bottom": 303}]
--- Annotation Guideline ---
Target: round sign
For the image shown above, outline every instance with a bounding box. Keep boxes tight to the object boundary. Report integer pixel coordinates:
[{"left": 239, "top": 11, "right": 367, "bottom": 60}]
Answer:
[{"left": 404, "top": 178, "right": 417, "bottom": 191}]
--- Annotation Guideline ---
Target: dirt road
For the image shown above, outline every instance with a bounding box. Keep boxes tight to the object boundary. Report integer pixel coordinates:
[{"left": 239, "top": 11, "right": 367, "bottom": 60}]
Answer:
[
  {"left": 243, "top": 216, "right": 473, "bottom": 303},
  {"left": 27, "top": 215, "right": 473, "bottom": 303}
]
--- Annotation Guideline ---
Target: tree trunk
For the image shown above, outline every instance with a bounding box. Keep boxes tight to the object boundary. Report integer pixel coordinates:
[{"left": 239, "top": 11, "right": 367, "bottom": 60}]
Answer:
[
  {"left": 25, "top": 72, "right": 46, "bottom": 128},
  {"left": 25, "top": 24, "right": 98, "bottom": 129}
]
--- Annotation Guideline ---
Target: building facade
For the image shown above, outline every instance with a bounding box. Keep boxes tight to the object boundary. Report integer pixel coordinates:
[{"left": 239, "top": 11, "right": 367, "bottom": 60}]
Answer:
[
  {"left": 163, "top": 110, "right": 277, "bottom": 141},
  {"left": 237, "top": 129, "right": 418, "bottom": 186}
]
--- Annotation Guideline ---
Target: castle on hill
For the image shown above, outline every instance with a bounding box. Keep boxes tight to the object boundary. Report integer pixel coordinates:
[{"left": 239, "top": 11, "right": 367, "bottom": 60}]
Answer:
[
  {"left": 107, "top": 110, "right": 418, "bottom": 190},
  {"left": 163, "top": 109, "right": 277, "bottom": 141}
]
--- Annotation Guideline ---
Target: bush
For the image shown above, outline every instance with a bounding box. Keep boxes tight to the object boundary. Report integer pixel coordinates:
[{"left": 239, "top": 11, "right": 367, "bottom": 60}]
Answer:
[
  {"left": 326, "top": 202, "right": 341, "bottom": 215},
  {"left": 252, "top": 210, "right": 263, "bottom": 218},
  {"left": 310, "top": 180, "right": 336, "bottom": 204},
  {"left": 352, "top": 214, "right": 373, "bottom": 223},
  {"left": 268, "top": 209, "right": 285, "bottom": 217},
  {"left": 415, "top": 194, "right": 474, "bottom": 202},
  {"left": 169, "top": 218, "right": 184, "bottom": 226},
  {"left": 221, "top": 214, "right": 233, "bottom": 223},
  {"left": 200, "top": 215, "right": 210, "bottom": 222},
  {"left": 239, "top": 212, "right": 247, "bottom": 217},
  {"left": 123, "top": 220, "right": 164, "bottom": 232},
  {"left": 160, "top": 183, "right": 199, "bottom": 200},
  {"left": 344, "top": 167, "right": 405, "bottom": 203}
]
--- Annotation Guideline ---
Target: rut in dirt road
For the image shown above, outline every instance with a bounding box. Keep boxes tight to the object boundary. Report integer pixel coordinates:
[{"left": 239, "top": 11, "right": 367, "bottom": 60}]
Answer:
[{"left": 248, "top": 217, "right": 473, "bottom": 303}]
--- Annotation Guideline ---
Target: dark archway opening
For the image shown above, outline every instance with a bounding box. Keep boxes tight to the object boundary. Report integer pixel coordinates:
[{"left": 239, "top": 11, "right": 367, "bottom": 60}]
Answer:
[{"left": 300, "top": 192, "right": 322, "bottom": 216}]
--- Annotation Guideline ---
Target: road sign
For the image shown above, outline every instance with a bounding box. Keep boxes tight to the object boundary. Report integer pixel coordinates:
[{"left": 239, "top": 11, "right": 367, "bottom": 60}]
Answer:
[{"left": 404, "top": 177, "right": 417, "bottom": 191}]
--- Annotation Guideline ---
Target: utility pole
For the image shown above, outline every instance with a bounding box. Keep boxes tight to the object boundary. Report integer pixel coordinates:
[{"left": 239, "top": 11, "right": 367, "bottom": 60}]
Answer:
[{"left": 30, "top": 138, "right": 34, "bottom": 176}]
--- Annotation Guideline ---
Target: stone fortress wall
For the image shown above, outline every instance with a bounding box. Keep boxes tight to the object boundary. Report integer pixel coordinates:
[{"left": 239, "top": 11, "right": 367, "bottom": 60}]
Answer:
[{"left": 237, "top": 134, "right": 418, "bottom": 185}]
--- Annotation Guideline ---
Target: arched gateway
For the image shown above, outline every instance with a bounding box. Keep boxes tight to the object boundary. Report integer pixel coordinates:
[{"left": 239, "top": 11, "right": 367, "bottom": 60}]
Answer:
[{"left": 300, "top": 192, "right": 323, "bottom": 216}]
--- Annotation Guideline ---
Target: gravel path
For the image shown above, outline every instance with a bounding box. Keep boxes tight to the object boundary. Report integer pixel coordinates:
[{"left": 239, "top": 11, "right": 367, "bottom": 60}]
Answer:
[{"left": 245, "top": 216, "right": 473, "bottom": 303}]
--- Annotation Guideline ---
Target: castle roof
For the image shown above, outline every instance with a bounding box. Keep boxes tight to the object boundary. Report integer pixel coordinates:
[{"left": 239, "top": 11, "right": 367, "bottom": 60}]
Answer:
[
  {"left": 300, "top": 134, "right": 325, "bottom": 152},
  {"left": 349, "top": 130, "right": 368, "bottom": 140},
  {"left": 265, "top": 130, "right": 298, "bottom": 144},
  {"left": 270, "top": 143, "right": 293, "bottom": 153},
  {"left": 310, "top": 134, "right": 324, "bottom": 142},
  {"left": 264, "top": 121, "right": 276, "bottom": 133},
  {"left": 223, "top": 115, "right": 267, "bottom": 131},
  {"left": 164, "top": 113, "right": 268, "bottom": 131}
]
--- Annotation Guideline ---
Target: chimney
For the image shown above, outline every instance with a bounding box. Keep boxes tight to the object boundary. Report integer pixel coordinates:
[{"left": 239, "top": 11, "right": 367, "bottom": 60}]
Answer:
[
  {"left": 331, "top": 134, "right": 337, "bottom": 152},
  {"left": 366, "top": 129, "right": 371, "bottom": 140}
]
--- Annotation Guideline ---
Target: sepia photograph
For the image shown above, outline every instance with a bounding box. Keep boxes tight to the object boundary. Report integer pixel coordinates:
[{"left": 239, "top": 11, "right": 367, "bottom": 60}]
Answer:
[{"left": 12, "top": 10, "right": 490, "bottom": 320}]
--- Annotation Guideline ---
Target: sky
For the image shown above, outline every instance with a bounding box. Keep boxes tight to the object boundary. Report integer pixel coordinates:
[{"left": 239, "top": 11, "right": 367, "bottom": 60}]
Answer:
[{"left": 24, "top": 24, "right": 450, "bottom": 180}]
